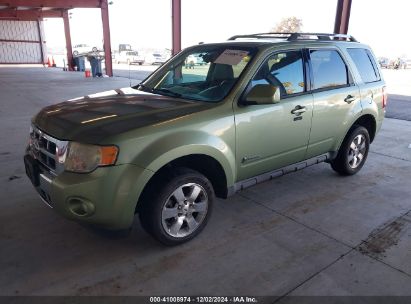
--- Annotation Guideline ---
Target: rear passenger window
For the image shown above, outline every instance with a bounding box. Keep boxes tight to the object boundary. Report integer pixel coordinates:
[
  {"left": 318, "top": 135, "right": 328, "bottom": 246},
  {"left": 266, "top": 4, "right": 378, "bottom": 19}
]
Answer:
[
  {"left": 310, "top": 50, "right": 350, "bottom": 90},
  {"left": 347, "top": 48, "right": 380, "bottom": 83}
]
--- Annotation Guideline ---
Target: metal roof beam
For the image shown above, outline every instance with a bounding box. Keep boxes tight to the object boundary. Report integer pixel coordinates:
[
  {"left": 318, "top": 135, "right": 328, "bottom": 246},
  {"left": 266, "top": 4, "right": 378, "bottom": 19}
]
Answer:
[
  {"left": 101, "top": 0, "right": 112, "bottom": 76},
  {"left": 0, "top": 8, "right": 64, "bottom": 19},
  {"left": 334, "top": 0, "right": 352, "bottom": 34},
  {"left": 171, "top": 0, "right": 181, "bottom": 55},
  {"left": 62, "top": 10, "right": 74, "bottom": 71},
  {"left": 0, "top": 0, "right": 101, "bottom": 9}
]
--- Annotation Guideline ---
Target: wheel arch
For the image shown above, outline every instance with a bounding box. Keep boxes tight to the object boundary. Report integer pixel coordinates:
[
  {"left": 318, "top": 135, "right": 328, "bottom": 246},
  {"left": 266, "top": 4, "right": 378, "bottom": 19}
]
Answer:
[
  {"left": 135, "top": 153, "right": 230, "bottom": 213},
  {"left": 343, "top": 114, "right": 376, "bottom": 143},
  {"left": 332, "top": 113, "right": 377, "bottom": 157},
  {"left": 352, "top": 114, "right": 377, "bottom": 142}
]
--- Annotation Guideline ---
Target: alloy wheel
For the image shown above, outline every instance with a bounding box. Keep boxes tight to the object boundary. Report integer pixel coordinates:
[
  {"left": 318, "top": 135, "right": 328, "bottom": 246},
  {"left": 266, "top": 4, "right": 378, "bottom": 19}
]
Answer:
[
  {"left": 161, "top": 183, "right": 208, "bottom": 238},
  {"left": 348, "top": 134, "right": 367, "bottom": 169}
]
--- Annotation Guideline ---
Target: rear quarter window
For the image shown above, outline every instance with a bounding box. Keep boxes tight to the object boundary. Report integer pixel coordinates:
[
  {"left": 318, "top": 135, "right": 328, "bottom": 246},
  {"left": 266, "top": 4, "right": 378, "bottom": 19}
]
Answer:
[{"left": 347, "top": 48, "right": 380, "bottom": 83}]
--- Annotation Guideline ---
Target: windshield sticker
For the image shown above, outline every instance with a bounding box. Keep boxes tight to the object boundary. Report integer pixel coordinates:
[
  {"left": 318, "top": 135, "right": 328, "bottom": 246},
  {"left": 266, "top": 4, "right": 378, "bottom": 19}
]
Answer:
[{"left": 214, "top": 49, "right": 249, "bottom": 65}]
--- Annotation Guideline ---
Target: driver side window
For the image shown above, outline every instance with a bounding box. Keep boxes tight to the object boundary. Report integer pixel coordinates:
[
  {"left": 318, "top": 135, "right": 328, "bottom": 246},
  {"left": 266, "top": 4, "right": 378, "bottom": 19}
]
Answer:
[{"left": 250, "top": 50, "right": 305, "bottom": 98}]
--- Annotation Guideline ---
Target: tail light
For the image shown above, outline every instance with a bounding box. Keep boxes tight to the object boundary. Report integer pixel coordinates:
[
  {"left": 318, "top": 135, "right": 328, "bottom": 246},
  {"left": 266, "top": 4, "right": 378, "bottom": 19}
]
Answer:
[{"left": 382, "top": 86, "right": 388, "bottom": 108}]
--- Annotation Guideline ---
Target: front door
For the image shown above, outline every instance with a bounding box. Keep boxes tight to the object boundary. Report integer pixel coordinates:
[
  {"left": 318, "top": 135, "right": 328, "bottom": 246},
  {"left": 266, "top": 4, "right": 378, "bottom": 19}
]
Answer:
[{"left": 234, "top": 50, "right": 314, "bottom": 181}]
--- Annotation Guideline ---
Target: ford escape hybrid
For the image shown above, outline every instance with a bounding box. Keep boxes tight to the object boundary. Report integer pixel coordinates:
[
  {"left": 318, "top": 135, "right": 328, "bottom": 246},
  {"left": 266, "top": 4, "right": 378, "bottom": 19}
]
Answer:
[{"left": 24, "top": 33, "right": 386, "bottom": 245}]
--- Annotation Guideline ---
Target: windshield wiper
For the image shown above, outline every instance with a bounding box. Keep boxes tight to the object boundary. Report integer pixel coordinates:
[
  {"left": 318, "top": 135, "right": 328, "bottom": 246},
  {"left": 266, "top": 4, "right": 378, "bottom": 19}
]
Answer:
[
  {"left": 152, "top": 88, "right": 182, "bottom": 98},
  {"left": 137, "top": 84, "right": 182, "bottom": 98},
  {"left": 136, "top": 83, "right": 153, "bottom": 92}
]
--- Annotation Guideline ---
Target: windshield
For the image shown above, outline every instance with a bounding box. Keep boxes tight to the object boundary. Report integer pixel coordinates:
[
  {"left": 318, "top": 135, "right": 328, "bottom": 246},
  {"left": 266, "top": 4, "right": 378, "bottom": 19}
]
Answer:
[{"left": 137, "top": 45, "right": 256, "bottom": 102}]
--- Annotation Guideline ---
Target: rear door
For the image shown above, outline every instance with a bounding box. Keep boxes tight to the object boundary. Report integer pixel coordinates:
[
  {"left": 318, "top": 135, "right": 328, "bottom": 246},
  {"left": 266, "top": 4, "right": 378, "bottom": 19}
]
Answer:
[{"left": 305, "top": 48, "right": 361, "bottom": 159}]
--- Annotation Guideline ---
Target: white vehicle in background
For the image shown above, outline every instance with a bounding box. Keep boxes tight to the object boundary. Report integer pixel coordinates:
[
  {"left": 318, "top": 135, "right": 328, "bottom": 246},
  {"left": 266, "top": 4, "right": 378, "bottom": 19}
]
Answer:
[
  {"left": 145, "top": 53, "right": 168, "bottom": 65},
  {"left": 185, "top": 54, "right": 207, "bottom": 68},
  {"left": 115, "top": 51, "right": 145, "bottom": 65},
  {"left": 72, "top": 44, "right": 100, "bottom": 56},
  {"left": 401, "top": 58, "right": 411, "bottom": 69}
]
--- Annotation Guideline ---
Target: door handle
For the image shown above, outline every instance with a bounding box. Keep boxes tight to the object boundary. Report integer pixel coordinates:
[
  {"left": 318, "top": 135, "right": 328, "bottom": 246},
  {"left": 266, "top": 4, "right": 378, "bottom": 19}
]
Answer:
[
  {"left": 291, "top": 105, "right": 306, "bottom": 115},
  {"left": 344, "top": 95, "right": 355, "bottom": 103}
]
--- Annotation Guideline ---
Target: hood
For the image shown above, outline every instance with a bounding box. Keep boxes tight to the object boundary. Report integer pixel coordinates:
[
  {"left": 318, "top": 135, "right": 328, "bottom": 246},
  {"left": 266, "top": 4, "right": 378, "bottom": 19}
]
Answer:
[{"left": 33, "top": 87, "right": 212, "bottom": 143}]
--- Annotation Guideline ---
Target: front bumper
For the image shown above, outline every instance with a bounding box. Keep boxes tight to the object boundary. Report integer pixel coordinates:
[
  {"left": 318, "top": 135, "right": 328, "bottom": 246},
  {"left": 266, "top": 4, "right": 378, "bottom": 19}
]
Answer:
[{"left": 24, "top": 153, "right": 154, "bottom": 230}]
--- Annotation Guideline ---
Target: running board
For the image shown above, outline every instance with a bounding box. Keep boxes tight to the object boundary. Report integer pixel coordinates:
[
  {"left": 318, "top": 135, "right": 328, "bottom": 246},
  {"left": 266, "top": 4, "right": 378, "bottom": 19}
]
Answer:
[{"left": 227, "top": 153, "right": 333, "bottom": 196}]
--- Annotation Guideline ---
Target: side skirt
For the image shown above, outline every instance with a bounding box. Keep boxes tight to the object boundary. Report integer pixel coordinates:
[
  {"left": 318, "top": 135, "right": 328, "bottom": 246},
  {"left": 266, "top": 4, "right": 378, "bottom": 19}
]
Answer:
[{"left": 227, "top": 152, "right": 335, "bottom": 197}]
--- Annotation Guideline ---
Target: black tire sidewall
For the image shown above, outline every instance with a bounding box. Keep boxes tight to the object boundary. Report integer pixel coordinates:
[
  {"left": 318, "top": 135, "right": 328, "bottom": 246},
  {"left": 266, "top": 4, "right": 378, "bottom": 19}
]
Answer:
[
  {"left": 333, "top": 126, "right": 370, "bottom": 175},
  {"left": 140, "top": 169, "right": 214, "bottom": 246}
]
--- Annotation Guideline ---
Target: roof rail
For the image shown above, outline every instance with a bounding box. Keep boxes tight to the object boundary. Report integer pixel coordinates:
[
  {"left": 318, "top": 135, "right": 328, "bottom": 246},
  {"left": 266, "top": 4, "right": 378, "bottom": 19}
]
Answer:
[
  {"left": 228, "top": 33, "right": 295, "bottom": 41},
  {"left": 228, "top": 32, "right": 358, "bottom": 42}
]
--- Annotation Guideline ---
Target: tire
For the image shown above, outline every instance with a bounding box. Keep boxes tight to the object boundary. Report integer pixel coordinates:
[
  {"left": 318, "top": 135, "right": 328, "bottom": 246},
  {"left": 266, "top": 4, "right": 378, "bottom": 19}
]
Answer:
[
  {"left": 331, "top": 125, "right": 370, "bottom": 176},
  {"left": 92, "top": 47, "right": 98, "bottom": 52},
  {"left": 139, "top": 168, "right": 214, "bottom": 245},
  {"left": 73, "top": 50, "right": 79, "bottom": 56}
]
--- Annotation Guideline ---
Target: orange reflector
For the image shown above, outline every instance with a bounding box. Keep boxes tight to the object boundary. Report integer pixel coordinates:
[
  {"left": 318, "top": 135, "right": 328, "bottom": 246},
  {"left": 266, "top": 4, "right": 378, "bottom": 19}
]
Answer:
[{"left": 100, "top": 146, "right": 119, "bottom": 165}]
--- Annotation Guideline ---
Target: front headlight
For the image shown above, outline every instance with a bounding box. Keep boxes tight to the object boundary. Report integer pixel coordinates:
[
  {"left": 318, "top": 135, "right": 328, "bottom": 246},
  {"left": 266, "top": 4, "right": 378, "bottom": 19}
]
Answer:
[{"left": 65, "top": 142, "right": 119, "bottom": 173}]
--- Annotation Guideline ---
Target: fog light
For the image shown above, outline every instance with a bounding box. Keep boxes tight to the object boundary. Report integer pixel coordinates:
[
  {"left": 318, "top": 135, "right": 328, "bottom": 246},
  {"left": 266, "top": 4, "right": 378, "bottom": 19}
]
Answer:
[{"left": 67, "top": 197, "right": 95, "bottom": 217}]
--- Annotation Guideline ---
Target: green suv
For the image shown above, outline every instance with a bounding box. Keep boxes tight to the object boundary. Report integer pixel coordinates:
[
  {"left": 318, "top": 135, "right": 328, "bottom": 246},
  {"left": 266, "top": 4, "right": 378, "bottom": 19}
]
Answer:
[{"left": 24, "top": 33, "right": 386, "bottom": 245}]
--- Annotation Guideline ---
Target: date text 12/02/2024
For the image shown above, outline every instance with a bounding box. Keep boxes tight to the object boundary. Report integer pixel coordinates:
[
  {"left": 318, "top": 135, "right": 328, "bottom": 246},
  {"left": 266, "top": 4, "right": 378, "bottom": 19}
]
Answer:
[{"left": 149, "top": 297, "right": 258, "bottom": 303}]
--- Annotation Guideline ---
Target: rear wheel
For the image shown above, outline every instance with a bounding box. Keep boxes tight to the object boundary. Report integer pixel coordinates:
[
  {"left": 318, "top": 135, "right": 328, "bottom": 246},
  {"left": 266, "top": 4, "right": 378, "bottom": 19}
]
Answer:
[
  {"left": 139, "top": 168, "right": 214, "bottom": 245},
  {"left": 331, "top": 126, "right": 370, "bottom": 175}
]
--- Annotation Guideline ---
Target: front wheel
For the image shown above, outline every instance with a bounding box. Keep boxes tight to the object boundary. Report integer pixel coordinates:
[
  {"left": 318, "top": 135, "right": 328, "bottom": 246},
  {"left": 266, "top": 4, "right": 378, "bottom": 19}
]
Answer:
[
  {"left": 331, "top": 126, "right": 370, "bottom": 175},
  {"left": 139, "top": 168, "right": 214, "bottom": 245}
]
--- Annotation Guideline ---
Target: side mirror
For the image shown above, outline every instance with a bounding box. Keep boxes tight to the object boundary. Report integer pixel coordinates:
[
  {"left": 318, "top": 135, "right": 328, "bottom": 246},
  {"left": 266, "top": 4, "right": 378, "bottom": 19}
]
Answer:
[{"left": 243, "top": 84, "right": 281, "bottom": 105}]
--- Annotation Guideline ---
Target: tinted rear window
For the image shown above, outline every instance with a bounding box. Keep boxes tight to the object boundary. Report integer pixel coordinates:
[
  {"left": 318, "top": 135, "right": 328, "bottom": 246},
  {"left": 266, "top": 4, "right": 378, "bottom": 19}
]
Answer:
[
  {"left": 347, "top": 48, "right": 380, "bottom": 83},
  {"left": 310, "top": 50, "right": 349, "bottom": 90}
]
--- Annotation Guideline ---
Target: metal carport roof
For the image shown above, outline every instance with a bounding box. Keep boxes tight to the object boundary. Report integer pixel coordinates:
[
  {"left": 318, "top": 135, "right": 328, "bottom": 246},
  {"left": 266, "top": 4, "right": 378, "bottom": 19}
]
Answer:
[
  {"left": 0, "top": 0, "right": 352, "bottom": 76},
  {"left": 0, "top": 0, "right": 113, "bottom": 75}
]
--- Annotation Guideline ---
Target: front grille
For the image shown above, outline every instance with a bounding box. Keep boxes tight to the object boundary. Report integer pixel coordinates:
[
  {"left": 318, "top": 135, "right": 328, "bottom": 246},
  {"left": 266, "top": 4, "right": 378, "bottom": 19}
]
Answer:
[
  {"left": 30, "top": 126, "right": 68, "bottom": 174},
  {"left": 40, "top": 136, "right": 57, "bottom": 155},
  {"left": 32, "top": 130, "right": 56, "bottom": 169}
]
